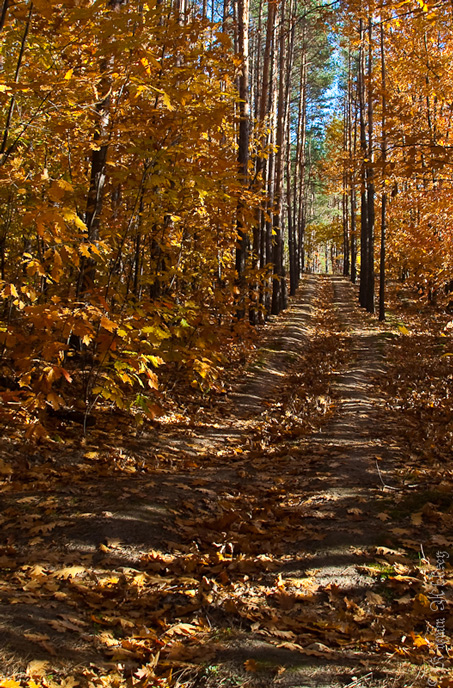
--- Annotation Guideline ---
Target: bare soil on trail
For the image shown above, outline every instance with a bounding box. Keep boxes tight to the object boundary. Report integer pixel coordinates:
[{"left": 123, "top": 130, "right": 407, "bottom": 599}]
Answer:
[
  {"left": 229, "top": 275, "right": 318, "bottom": 418},
  {"left": 0, "top": 276, "right": 451, "bottom": 688}
]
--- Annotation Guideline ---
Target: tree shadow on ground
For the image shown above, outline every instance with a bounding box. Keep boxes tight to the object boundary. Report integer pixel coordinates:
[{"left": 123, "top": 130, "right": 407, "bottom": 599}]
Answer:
[{"left": 0, "top": 276, "right": 446, "bottom": 686}]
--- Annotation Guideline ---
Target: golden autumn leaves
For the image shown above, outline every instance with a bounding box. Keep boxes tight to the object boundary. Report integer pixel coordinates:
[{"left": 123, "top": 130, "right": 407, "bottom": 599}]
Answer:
[{"left": 0, "top": 0, "right": 259, "bottom": 436}]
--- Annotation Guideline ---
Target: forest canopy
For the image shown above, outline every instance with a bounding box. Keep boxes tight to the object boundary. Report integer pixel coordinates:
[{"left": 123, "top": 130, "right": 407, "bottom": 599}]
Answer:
[{"left": 0, "top": 0, "right": 451, "bottom": 437}]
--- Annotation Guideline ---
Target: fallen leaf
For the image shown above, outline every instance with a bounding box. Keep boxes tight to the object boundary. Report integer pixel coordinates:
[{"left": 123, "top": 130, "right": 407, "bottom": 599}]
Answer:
[
  {"left": 304, "top": 642, "right": 334, "bottom": 656},
  {"left": 164, "top": 622, "right": 199, "bottom": 637},
  {"left": 413, "top": 593, "right": 431, "bottom": 615},
  {"left": 411, "top": 512, "right": 423, "bottom": 526},
  {"left": 49, "top": 619, "right": 84, "bottom": 633},
  {"left": 26, "top": 660, "right": 49, "bottom": 677},
  {"left": 244, "top": 659, "right": 257, "bottom": 673},
  {"left": 24, "top": 632, "right": 50, "bottom": 642},
  {"left": 61, "top": 678, "right": 80, "bottom": 688},
  {"left": 366, "top": 591, "right": 385, "bottom": 605},
  {"left": 431, "top": 535, "right": 451, "bottom": 547},
  {"left": 52, "top": 566, "right": 86, "bottom": 579},
  {"left": 39, "top": 640, "right": 57, "bottom": 655},
  {"left": 412, "top": 633, "right": 429, "bottom": 648},
  {"left": 275, "top": 640, "right": 304, "bottom": 652},
  {"left": 396, "top": 595, "right": 412, "bottom": 605},
  {"left": 106, "top": 538, "right": 122, "bottom": 548}
]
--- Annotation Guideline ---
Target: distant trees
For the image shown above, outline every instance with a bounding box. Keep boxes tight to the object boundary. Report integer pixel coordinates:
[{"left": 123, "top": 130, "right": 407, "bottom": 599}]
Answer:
[
  {"left": 329, "top": 0, "right": 453, "bottom": 316},
  {"left": 12, "top": 0, "right": 452, "bottom": 433},
  {"left": 0, "top": 0, "right": 334, "bottom": 435}
]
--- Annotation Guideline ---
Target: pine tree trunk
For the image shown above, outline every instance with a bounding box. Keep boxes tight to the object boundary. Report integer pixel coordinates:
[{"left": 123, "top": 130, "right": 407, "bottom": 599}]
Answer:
[
  {"left": 285, "top": 0, "right": 297, "bottom": 296},
  {"left": 235, "top": 0, "right": 250, "bottom": 317},
  {"left": 349, "top": 49, "right": 358, "bottom": 284},
  {"left": 366, "top": 16, "right": 375, "bottom": 314},
  {"left": 294, "top": 16, "right": 307, "bottom": 279},
  {"left": 379, "top": 19, "right": 387, "bottom": 321},
  {"left": 271, "top": 0, "right": 287, "bottom": 315},
  {"left": 343, "top": 93, "right": 350, "bottom": 276},
  {"left": 358, "top": 19, "right": 369, "bottom": 308}
]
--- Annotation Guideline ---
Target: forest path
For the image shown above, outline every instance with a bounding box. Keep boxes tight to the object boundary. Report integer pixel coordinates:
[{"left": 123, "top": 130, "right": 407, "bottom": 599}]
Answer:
[
  {"left": 193, "top": 275, "right": 421, "bottom": 688},
  {"left": 0, "top": 276, "right": 436, "bottom": 688},
  {"left": 229, "top": 274, "right": 318, "bottom": 418}
]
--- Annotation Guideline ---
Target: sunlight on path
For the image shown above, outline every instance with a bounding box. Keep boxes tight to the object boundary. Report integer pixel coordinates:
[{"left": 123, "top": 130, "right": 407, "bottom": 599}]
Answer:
[
  {"left": 198, "top": 276, "right": 423, "bottom": 688},
  {"left": 230, "top": 275, "right": 319, "bottom": 418},
  {"left": 293, "top": 278, "right": 393, "bottom": 591}
]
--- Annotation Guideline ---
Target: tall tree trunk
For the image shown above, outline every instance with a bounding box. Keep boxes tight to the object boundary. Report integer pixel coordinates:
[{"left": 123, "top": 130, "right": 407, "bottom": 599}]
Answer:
[
  {"left": 285, "top": 0, "right": 297, "bottom": 296},
  {"left": 265, "top": 14, "right": 278, "bottom": 315},
  {"left": 271, "top": 0, "right": 287, "bottom": 315},
  {"left": 259, "top": 0, "right": 276, "bottom": 319},
  {"left": 0, "top": 2, "right": 33, "bottom": 157},
  {"left": 349, "top": 49, "right": 358, "bottom": 284},
  {"left": 358, "top": 19, "right": 369, "bottom": 308},
  {"left": 235, "top": 0, "right": 250, "bottom": 317},
  {"left": 365, "top": 15, "right": 375, "bottom": 313},
  {"left": 294, "top": 15, "right": 308, "bottom": 278},
  {"left": 249, "top": 0, "right": 269, "bottom": 324},
  {"left": 379, "top": 18, "right": 387, "bottom": 321},
  {"left": 342, "top": 91, "right": 350, "bottom": 276},
  {"left": 0, "top": 0, "right": 9, "bottom": 33},
  {"left": 78, "top": 0, "right": 123, "bottom": 297}
]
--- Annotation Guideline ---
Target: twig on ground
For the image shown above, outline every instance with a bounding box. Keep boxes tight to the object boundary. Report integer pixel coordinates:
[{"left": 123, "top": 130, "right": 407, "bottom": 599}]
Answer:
[
  {"left": 376, "top": 459, "right": 398, "bottom": 490},
  {"left": 343, "top": 672, "right": 373, "bottom": 687}
]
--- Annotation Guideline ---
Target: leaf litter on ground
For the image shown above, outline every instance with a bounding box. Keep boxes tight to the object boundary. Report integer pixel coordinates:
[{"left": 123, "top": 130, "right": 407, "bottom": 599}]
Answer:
[{"left": 0, "top": 276, "right": 451, "bottom": 688}]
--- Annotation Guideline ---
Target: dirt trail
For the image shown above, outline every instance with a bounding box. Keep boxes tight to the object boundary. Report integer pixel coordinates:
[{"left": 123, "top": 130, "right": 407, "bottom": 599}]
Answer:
[
  {"left": 199, "top": 276, "right": 421, "bottom": 688},
  {"left": 230, "top": 275, "right": 318, "bottom": 418},
  {"left": 300, "top": 277, "right": 391, "bottom": 578},
  {"left": 0, "top": 276, "right": 442, "bottom": 688}
]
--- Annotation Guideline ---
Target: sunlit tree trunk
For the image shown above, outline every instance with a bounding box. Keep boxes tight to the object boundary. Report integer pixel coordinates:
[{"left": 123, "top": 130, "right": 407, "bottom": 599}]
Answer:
[
  {"left": 365, "top": 16, "right": 375, "bottom": 313},
  {"left": 249, "top": 0, "right": 265, "bottom": 325},
  {"left": 295, "top": 28, "right": 307, "bottom": 276},
  {"left": 235, "top": 0, "right": 250, "bottom": 317},
  {"left": 358, "top": 19, "right": 369, "bottom": 308},
  {"left": 349, "top": 49, "right": 358, "bottom": 284},
  {"left": 343, "top": 90, "right": 350, "bottom": 276},
  {"left": 265, "top": 15, "right": 278, "bottom": 315},
  {"left": 78, "top": 0, "right": 123, "bottom": 297},
  {"left": 271, "top": 0, "right": 287, "bottom": 315},
  {"left": 285, "top": 0, "right": 297, "bottom": 296},
  {"left": 379, "top": 18, "right": 387, "bottom": 321}
]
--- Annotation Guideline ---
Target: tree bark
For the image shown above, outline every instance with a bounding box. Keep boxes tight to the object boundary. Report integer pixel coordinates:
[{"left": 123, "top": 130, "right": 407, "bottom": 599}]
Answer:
[
  {"left": 295, "top": 35, "right": 307, "bottom": 276},
  {"left": 342, "top": 91, "right": 350, "bottom": 276},
  {"left": 235, "top": 0, "right": 250, "bottom": 317},
  {"left": 0, "top": 2, "right": 33, "bottom": 157},
  {"left": 379, "top": 18, "right": 387, "bottom": 321},
  {"left": 285, "top": 0, "right": 297, "bottom": 296},
  {"left": 349, "top": 49, "right": 358, "bottom": 284},
  {"left": 365, "top": 15, "right": 375, "bottom": 313},
  {"left": 0, "top": 0, "right": 9, "bottom": 33},
  {"left": 78, "top": 0, "right": 123, "bottom": 297},
  {"left": 271, "top": 0, "right": 287, "bottom": 315},
  {"left": 358, "top": 19, "right": 369, "bottom": 308}
]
